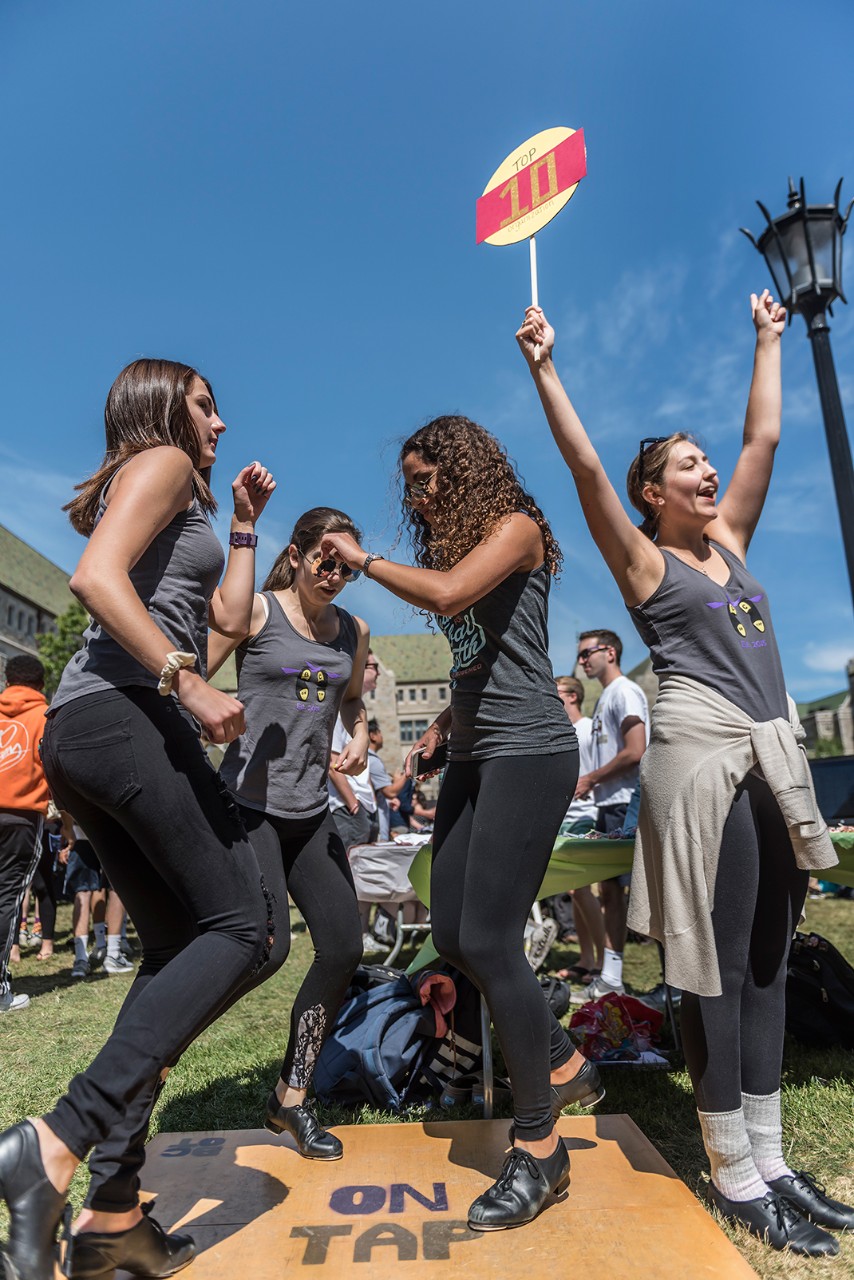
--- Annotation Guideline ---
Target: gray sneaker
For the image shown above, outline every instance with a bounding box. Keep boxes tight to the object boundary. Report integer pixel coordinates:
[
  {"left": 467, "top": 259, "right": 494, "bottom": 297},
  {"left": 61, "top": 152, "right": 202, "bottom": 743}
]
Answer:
[
  {"left": 71, "top": 956, "right": 91, "bottom": 979},
  {"left": 570, "top": 975, "right": 626, "bottom": 1005},
  {"left": 0, "top": 991, "right": 30, "bottom": 1013},
  {"left": 103, "top": 953, "right": 134, "bottom": 975}
]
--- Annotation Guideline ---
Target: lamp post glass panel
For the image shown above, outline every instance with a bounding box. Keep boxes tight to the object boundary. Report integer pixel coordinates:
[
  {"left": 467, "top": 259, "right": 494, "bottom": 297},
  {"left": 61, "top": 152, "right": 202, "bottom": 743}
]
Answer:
[{"left": 742, "top": 179, "right": 854, "bottom": 616}]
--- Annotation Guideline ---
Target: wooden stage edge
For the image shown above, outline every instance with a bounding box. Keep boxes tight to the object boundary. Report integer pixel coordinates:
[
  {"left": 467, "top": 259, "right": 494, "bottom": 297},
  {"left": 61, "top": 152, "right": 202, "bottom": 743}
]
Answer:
[{"left": 106, "top": 1115, "right": 756, "bottom": 1279}]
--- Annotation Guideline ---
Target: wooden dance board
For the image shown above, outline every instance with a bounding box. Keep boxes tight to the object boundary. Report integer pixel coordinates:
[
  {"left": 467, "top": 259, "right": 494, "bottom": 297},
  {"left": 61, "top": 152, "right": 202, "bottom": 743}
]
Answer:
[{"left": 113, "top": 1116, "right": 756, "bottom": 1279}]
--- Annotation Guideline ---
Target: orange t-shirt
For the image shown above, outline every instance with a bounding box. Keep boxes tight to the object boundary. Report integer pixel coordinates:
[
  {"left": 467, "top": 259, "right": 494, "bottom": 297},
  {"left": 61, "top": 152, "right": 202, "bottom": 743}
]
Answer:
[{"left": 0, "top": 685, "right": 50, "bottom": 815}]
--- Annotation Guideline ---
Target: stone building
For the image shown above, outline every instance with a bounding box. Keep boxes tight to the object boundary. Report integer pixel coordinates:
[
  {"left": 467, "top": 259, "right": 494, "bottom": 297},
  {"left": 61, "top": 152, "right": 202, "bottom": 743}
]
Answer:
[{"left": 0, "top": 523, "right": 75, "bottom": 675}]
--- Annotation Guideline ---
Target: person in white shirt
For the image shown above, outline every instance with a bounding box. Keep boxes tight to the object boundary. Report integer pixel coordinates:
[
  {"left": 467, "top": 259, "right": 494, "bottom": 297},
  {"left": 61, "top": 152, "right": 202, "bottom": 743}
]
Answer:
[
  {"left": 574, "top": 630, "right": 649, "bottom": 999},
  {"left": 328, "top": 652, "right": 381, "bottom": 848},
  {"left": 553, "top": 676, "right": 605, "bottom": 983}
]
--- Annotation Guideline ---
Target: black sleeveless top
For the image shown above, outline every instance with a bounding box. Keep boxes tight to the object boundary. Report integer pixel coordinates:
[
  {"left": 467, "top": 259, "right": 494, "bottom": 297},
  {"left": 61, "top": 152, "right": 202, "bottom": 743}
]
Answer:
[{"left": 628, "top": 540, "right": 788, "bottom": 723}]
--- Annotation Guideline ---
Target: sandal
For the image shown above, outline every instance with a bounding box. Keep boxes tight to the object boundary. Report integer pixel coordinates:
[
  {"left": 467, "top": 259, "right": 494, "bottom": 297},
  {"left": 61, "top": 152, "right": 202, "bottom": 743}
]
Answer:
[{"left": 557, "top": 965, "right": 599, "bottom": 983}]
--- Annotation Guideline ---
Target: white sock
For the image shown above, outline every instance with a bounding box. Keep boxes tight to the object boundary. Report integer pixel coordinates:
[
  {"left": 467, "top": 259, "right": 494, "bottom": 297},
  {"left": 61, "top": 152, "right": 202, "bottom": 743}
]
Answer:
[
  {"left": 107, "top": 935, "right": 122, "bottom": 960},
  {"left": 698, "top": 1107, "right": 768, "bottom": 1201},
  {"left": 74, "top": 935, "right": 89, "bottom": 962},
  {"left": 742, "top": 1090, "right": 794, "bottom": 1183},
  {"left": 93, "top": 923, "right": 107, "bottom": 949},
  {"left": 601, "top": 948, "right": 623, "bottom": 986}
]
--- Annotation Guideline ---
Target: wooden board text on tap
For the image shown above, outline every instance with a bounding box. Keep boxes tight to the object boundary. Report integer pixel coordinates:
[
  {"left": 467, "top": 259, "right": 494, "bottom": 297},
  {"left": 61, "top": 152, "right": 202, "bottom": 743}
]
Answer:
[{"left": 476, "top": 128, "right": 587, "bottom": 246}]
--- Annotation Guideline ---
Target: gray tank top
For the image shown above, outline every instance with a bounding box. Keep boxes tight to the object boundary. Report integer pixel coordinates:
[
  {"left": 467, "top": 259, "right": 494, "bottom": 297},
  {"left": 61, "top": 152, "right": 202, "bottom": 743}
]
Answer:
[
  {"left": 628, "top": 540, "right": 788, "bottom": 722},
  {"left": 220, "top": 592, "right": 358, "bottom": 819},
  {"left": 52, "top": 483, "right": 224, "bottom": 711},
  {"left": 438, "top": 561, "right": 576, "bottom": 761}
]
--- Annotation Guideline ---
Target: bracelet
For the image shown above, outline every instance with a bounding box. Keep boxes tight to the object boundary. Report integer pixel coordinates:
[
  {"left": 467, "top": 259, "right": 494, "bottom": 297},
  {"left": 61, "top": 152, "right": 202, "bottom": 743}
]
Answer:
[
  {"left": 158, "top": 651, "right": 197, "bottom": 696},
  {"left": 363, "top": 552, "right": 384, "bottom": 577},
  {"left": 229, "top": 531, "right": 258, "bottom": 548}
]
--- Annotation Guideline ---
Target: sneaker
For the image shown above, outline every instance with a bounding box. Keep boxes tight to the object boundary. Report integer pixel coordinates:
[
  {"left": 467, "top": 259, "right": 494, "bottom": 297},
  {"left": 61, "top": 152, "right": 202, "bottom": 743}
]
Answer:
[
  {"left": 119, "top": 937, "right": 138, "bottom": 959},
  {"left": 89, "top": 944, "right": 107, "bottom": 970},
  {"left": 570, "top": 975, "right": 626, "bottom": 1005},
  {"left": 525, "top": 918, "right": 559, "bottom": 972},
  {"left": 638, "top": 982, "right": 681, "bottom": 1012},
  {"left": 71, "top": 956, "right": 91, "bottom": 979},
  {"left": 103, "top": 953, "right": 134, "bottom": 975},
  {"left": 0, "top": 991, "right": 30, "bottom": 1013},
  {"left": 361, "top": 932, "right": 385, "bottom": 956}
]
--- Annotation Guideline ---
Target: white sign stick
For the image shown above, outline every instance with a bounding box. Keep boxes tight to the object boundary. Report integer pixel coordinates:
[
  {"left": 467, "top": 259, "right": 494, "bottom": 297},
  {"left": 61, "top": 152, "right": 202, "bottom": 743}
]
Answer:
[{"left": 530, "top": 235, "right": 540, "bottom": 363}]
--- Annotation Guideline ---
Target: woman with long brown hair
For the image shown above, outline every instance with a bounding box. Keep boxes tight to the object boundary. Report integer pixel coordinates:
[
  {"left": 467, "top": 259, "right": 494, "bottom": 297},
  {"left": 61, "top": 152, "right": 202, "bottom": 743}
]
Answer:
[
  {"left": 0, "top": 358, "right": 276, "bottom": 1280},
  {"left": 320, "top": 416, "right": 604, "bottom": 1232},
  {"left": 518, "top": 293, "right": 851, "bottom": 1257},
  {"left": 210, "top": 507, "right": 367, "bottom": 1162}
]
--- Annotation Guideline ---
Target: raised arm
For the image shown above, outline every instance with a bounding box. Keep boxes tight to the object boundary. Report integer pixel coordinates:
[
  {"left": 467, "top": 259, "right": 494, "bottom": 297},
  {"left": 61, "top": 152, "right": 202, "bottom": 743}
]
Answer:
[
  {"left": 320, "top": 512, "right": 543, "bottom": 619},
  {"left": 208, "top": 462, "right": 276, "bottom": 637},
  {"left": 517, "top": 307, "right": 664, "bottom": 608},
  {"left": 715, "top": 290, "right": 786, "bottom": 556}
]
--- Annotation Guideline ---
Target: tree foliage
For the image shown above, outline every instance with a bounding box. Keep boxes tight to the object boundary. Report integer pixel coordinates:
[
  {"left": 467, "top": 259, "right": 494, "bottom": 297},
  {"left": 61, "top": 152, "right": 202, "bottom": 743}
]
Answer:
[{"left": 37, "top": 600, "right": 88, "bottom": 696}]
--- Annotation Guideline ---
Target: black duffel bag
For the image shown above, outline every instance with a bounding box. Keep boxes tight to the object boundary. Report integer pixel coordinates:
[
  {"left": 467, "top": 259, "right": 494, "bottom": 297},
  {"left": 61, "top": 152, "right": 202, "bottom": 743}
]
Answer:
[{"left": 785, "top": 931, "right": 854, "bottom": 1049}]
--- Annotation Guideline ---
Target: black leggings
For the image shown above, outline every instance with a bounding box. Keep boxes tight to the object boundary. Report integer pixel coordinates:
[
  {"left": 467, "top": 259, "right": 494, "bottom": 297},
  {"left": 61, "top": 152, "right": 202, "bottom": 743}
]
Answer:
[
  {"left": 680, "top": 772, "right": 809, "bottom": 1113},
  {"left": 39, "top": 688, "right": 268, "bottom": 1180},
  {"left": 239, "top": 806, "right": 363, "bottom": 1087},
  {"left": 430, "top": 752, "right": 579, "bottom": 1142},
  {"left": 21, "top": 837, "right": 58, "bottom": 942}
]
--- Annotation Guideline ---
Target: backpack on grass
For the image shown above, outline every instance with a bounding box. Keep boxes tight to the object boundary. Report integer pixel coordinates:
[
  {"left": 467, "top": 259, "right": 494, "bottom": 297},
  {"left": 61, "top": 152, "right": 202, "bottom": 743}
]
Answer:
[{"left": 785, "top": 931, "right": 854, "bottom": 1050}]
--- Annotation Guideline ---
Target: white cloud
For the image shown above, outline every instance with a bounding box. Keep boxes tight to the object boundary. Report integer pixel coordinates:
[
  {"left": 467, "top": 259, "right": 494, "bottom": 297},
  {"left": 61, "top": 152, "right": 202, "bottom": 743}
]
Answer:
[{"left": 804, "top": 640, "right": 854, "bottom": 675}]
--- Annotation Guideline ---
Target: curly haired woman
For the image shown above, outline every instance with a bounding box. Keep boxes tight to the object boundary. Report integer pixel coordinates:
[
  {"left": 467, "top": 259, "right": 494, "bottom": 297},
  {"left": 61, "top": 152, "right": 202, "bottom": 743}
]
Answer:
[{"left": 320, "top": 417, "right": 604, "bottom": 1232}]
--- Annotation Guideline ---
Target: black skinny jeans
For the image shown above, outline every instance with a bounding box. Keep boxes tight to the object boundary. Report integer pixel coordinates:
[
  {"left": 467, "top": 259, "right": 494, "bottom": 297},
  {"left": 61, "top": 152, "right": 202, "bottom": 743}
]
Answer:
[
  {"left": 84, "top": 805, "right": 362, "bottom": 1210},
  {"left": 430, "top": 751, "right": 579, "bottom": 1142},
  {"left": 680, "top": 771, "right": 809, "bottom": 1113},
  {"left": 39, "top": 688, "right": 269, "bottom": 1181}
]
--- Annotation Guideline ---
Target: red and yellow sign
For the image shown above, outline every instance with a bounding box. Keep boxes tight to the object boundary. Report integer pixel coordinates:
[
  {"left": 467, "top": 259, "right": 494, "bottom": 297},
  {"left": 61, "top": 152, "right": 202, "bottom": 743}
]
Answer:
[{"left": 476, "top": 127, "right": 586, "bottom": 246}]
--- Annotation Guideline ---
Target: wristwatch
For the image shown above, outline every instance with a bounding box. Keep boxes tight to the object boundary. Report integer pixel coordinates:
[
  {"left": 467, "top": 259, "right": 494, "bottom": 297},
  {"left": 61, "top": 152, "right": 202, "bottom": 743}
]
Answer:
[
  {"left": 363, "top": 553, "right": 385, "bottom": 577},
  {"left": 229, "top": 531, "right": 258, "bottom": 548}
]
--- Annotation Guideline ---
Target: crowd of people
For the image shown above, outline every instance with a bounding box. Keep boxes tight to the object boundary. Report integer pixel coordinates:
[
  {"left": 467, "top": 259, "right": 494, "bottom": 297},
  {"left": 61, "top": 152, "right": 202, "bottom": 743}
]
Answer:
[{"left": 0, "top": 287, "right": 851, "bottom": 1279}]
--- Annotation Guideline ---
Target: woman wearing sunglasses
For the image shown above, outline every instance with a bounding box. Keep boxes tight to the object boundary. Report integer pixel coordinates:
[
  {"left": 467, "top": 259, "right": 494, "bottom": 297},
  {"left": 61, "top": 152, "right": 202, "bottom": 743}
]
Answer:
[
  {"left": 517, "top": 294, "right": 849, "bottom": 1257},
  {"left": 210, "top": 507, "right": 367, "bottom": 1161},
  {"left": 319, "top": 419, "right": 605, "bottom": 1232}
]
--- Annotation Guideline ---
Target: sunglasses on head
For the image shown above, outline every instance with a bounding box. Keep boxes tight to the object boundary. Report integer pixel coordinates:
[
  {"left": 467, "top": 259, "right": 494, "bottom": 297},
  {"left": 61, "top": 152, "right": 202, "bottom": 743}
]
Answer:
[
  {"left": 303, "top": 553, "right": 361, "bottom": 582},
  {"left": 577, "top": 644, "right": 610, "bottom": 662},
  {"left": 637, "top": 436, "right": 671, "bottom": 484}
]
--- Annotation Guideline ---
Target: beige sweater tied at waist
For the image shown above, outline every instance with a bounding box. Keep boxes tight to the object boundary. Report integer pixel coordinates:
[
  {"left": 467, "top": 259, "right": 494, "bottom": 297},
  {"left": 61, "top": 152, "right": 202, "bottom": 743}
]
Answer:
[{"left": 627, "top": 674, "right": 837, "bottom": 997}]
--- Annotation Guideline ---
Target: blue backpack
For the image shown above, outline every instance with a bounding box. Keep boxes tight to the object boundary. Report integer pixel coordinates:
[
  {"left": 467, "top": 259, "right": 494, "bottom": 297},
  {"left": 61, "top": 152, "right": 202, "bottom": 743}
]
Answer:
[{"left": 314, "top": 973, "right": 438, "bottom": 1111}]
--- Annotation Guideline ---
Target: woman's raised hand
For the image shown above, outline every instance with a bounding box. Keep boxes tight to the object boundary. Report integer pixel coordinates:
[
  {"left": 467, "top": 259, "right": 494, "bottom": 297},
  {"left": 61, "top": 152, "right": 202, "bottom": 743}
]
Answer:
[
  {"left": 320, "top": 530, "right": 364, "bottom": 572},
  {"left": 750, "top": 289, "right": 787, "bottom": 338},
  {"left": 516, "top": 305, "right": 555, "bottom": 368},
  {"left": 232, "top": 462, "right": 277, "bottom": 525}
]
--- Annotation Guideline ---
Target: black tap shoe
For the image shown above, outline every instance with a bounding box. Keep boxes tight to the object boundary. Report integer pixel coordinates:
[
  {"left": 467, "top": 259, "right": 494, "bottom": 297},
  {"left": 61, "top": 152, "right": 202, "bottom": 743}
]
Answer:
[
  {"left": 67, "top": 1203, "right": 195, "bottom": 1279},
  {"left": 705, "top": 1183, "right": 839, "bottom": 1256},
  {"left": 264, "top": 1095, "right": 343, "bottom": 1160},
  {"left": 468, "top": 1140, "right": 570, "bottom": 1231},
  {"left": 768, "top": 1171, "right": 854, "bottom": 1232},
  {"left": 0, "top": 1120, "right": 68, "bottom": 1280},
  {"left": 551, "top": 1058, "right": 605, "bottom": 1115}
]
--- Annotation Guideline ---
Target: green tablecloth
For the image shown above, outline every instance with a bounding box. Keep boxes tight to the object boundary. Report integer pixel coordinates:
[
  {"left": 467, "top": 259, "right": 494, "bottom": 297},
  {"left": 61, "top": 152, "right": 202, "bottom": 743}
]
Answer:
[{"left": 408, "top": 830, "right": 854, "bottom": 907}]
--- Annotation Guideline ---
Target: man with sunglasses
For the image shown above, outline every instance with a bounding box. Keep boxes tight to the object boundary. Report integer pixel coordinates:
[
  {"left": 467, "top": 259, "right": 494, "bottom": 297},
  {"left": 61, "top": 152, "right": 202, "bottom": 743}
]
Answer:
[{"left": 572, "top": 629, "right": 649, "bottom": 1002}]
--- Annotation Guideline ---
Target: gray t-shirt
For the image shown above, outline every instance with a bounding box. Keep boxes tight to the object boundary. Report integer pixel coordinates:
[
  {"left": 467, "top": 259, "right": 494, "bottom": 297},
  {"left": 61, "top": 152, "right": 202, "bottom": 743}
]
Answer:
[
  {"left": 628, "top": 540, "right": 788, "bottom": 723},
  {"left": 52, "top": 490, "right": 224, "bottom": 711},
  {"left": 437, "top": 561, "right": 576, "bottom": 762},
  {"left": 220, "top": 593, "right": 358, "bottom": 820}
]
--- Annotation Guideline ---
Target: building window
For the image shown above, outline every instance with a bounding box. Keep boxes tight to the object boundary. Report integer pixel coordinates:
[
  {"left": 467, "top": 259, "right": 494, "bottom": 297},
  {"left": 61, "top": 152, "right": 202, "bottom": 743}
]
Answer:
[
  {"left": 396, "top": 689, "right": 404, "bottom": 702},
  {"left": 409, "top": 688, "right": 417, "bottom": 701},
  {"left": 421, "top": 688, "right": 428, "bottom": 700},
  {"left": 399, "top": 718, "right": 429, "bottom": 744},
  {"left": 439, "top": 687, "right": 447, "bottom": 701},
  {"left": 17, "top": 611, "right": 24, "bottom": 632},
  {"left": 6, "top": 606, "right": 12, "bottom": 626}
]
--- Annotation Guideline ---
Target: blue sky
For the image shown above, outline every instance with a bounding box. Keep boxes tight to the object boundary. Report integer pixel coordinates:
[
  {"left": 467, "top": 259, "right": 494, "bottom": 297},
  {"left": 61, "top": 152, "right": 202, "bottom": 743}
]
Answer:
[{"left": 2, "top": 0, "right": 853, "bottom": 699}]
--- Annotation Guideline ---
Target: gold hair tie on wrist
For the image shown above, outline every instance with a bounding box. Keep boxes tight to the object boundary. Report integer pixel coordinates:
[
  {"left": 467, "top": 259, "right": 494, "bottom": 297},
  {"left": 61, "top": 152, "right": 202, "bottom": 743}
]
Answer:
[{"left": 158, "top": 651, "right": 197, "bottom": 696}]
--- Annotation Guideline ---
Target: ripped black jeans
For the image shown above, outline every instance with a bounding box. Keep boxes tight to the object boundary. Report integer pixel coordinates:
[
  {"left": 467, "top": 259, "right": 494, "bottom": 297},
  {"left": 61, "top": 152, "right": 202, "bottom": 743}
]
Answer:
[{"left": 39, "top": 687, "right": 269, "bottom": 1207}]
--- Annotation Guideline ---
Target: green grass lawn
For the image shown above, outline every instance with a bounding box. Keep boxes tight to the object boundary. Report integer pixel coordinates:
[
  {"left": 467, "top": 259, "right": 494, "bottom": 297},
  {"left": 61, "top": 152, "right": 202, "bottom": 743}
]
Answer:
[{"left": 2, "top": 898, "right": 853, "bottom": 1278}]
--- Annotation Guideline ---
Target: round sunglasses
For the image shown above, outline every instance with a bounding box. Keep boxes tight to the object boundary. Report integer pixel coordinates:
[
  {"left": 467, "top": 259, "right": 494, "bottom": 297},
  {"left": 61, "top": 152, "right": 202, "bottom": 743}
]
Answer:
[{"left": 302, "top": 552, "right": 361, "bottom": 582}]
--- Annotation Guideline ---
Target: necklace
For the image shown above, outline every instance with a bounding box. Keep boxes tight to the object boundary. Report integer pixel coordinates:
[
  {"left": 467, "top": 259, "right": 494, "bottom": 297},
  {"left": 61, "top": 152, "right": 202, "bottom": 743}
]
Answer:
[{"left": 666, "top": 545, "right": 710, "bottom": 576}]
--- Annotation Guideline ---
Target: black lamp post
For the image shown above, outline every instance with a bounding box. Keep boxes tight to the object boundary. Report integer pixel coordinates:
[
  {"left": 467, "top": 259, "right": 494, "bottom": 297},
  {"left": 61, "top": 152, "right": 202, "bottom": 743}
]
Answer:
[{"left": 742, "top": 178, "right": 854, "bottom": 615}]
